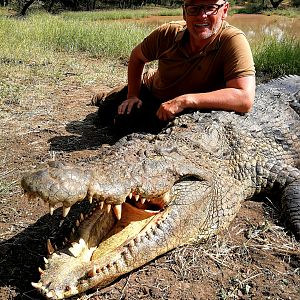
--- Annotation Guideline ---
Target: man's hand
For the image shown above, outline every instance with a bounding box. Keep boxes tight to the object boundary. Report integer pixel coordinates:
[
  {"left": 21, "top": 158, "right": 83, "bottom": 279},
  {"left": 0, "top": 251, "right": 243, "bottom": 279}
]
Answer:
[
  {"left": 118, "top": 97, "right": 142, "bottom": 115},
  {"left": 156, "top": 97, "right": 185, "bottom": 121}
]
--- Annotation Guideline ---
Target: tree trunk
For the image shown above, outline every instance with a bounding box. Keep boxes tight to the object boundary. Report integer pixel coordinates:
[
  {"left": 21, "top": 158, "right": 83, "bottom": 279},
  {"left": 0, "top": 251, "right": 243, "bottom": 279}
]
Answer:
[
  {"left": 47, "top": 0, "right": 56, "bottom": 12},
  {"left": 19, "top": 0, "right": 35, "bottom": 15},
  {"left": 269, "top": 0, "right": 284, "bottom": 8}
]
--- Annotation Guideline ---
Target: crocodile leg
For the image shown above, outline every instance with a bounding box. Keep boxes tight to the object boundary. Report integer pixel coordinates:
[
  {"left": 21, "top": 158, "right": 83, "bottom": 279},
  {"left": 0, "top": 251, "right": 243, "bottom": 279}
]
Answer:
[{"left": 282, "top": 179, "right": 300, "bottom": 239}]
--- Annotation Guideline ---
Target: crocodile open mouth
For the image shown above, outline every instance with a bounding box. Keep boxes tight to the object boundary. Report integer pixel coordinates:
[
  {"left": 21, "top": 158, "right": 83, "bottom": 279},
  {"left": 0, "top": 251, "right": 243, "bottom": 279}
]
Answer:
[
  {"left": 90, "top": 195, "right": 165, "bottom": 262},
  {"left": 30, "top": 191, "right": 170, "bottom": 299},
  {"left": 45, "top": 190, "right": 169, "bottom": 257}
]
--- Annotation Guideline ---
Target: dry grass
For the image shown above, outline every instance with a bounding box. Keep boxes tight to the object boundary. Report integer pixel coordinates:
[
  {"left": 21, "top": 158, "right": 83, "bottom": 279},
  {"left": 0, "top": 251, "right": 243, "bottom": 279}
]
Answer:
[{"left": 0, "top": 25, "right": 299, "bottom": 300}]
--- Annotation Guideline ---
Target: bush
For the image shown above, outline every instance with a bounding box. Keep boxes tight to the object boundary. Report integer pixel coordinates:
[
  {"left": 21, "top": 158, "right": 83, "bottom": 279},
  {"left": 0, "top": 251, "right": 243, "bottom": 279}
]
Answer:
[{"left": 253, "top": 36, "right": 300, "bottom": 78}]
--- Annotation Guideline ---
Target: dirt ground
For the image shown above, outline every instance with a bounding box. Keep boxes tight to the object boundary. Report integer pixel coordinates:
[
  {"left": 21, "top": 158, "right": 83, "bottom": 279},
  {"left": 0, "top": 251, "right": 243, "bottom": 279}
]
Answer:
[{"left": 0, "top": 56, "right": 299, "bottom": 300}]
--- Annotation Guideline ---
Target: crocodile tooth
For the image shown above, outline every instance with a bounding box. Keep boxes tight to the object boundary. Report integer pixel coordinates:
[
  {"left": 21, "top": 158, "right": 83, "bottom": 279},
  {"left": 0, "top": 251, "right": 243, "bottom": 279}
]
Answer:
[
  {"left": 141, "top": 198, "right": 146, "bottom": 204},
  {"left": 134, "top": 236, "right": 141, "bottom": 244},
  {"left": 88, "top": 265, "right": 97, "bottom": 277},
  {"left": 47, "top": 239, "right": 54, "bottom": 255},
  {"left": 88, "top": 195, "right": 93, "bottom": 204},
  {"left": 79, "top": 279, "right": 88, "bottom": 284},
  {"left": 113, "top": 204, "right": 122, "bottom": 220},
  {"left": 31, "top": 282, "right": 42, "bottom": 288},
  {"left": 43, "top": 257, "right": 48, "bottom": 264},
  {"left": 38, "top": 267, "right": 45, "bottom": 274},
  {"left": 49, "top": 204, "right": 55, "bottom": 216},
  {"left": 51, "top": 252, "right": 60, "bottom": 258},
  {"left": 80, "top": 213, "right": 84, "bottom": 221},
  {"left": 62, "top": 206, "right": 71, "bottom": 218},
  {"left": 93, "top": 265, "right": 97, "bottom": 276},
  {"left": 106, "top": 204, "right": 111, "bottom": 213},
  {"left": 76, "top": 220, "right": 80, "bottom": 227},
  {"left": 128, "top": 240, "right": 135, "bottom": 247},
  {"left": 69, "top": 238, "right": 86, "bottom": 257},
  {"left": 55, "top": 290, "right": 64, "bottom": 299},
  {"left": 162, "top": 191, "right": 170, "bottom": 202},
  {"left": 100, "top": 201, "right": 104, "bottom": 209},
  {"left": 135, "top": 194, "right": 140, "bottom": 201},
  {"left": 128, "top": 192, "right": 132, "bottom": 199},
  {"left": 46, "top": 290, "right": 55, "bottom": 298}
]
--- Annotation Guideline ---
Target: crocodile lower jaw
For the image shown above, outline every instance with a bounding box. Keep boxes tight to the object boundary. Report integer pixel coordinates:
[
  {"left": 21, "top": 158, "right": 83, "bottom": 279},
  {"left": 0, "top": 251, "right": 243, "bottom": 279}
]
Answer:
[{"left": 31, "top": 194, "right": 168, "bottom": 299}]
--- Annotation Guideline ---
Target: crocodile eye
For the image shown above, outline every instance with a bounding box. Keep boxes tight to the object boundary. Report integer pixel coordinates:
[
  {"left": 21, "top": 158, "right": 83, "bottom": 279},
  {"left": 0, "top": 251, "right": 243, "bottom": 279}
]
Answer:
[{"left": 179, "top": 175, "right": 202, "bottom": 182}]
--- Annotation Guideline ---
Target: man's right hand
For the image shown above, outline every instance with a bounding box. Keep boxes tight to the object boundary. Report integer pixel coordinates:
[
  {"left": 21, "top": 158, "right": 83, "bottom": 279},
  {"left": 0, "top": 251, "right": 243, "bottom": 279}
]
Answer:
[{"left": 118, "top": 97, "right": 142, "bottom": 115}]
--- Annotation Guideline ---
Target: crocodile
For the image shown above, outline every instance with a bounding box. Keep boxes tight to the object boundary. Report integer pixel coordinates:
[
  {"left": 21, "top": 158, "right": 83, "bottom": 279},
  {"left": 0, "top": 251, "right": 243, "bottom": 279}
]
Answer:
[{"left": 21, "top": 76, "right": 300, "bottom": 299}]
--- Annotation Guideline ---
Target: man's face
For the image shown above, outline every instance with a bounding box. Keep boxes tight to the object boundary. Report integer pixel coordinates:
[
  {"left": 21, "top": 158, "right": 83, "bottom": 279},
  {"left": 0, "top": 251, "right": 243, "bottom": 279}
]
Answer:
[{"left": 183, "top": 0, "right": 229, "bottom": 41}]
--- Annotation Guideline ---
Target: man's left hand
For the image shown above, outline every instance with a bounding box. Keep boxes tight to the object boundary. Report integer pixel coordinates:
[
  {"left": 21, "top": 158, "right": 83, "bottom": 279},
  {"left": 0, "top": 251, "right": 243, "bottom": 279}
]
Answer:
[{"left": 156, "top": 98, "right": 185, "bottom": 121}]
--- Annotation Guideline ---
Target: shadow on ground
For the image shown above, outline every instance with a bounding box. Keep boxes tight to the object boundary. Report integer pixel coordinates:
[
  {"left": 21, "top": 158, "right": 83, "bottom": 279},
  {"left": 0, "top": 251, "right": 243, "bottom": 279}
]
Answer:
[
  {"left": 48, "top": 112, "right": 119, "bottom": 153},
  {"left": 0, "top": 202, "right": 93, "bottom": 300}
]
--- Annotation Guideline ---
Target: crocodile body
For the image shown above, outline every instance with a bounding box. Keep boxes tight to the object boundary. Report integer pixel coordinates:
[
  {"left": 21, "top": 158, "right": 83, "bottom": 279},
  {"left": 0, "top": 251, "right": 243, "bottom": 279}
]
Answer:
[{"left": 21, "top": 76, "right": 300, "bottom": 299}]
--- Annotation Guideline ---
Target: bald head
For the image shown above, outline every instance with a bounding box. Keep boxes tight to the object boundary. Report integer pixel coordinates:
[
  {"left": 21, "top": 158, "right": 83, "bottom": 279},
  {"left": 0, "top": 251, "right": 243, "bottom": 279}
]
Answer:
[{"left": 184, "top": 0, "right": 227, "bottom": 4}]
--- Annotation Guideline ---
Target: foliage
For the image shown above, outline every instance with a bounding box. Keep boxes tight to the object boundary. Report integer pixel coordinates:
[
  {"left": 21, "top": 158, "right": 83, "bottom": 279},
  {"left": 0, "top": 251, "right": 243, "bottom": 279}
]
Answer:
[
  {"left": 253, "top": 36, "right": 300, "bottom": 78},
  {"left": 261, "top": 7, "right": 300, "bottom": 16},
  {"left": 3, "top": 0, "right": 300, "bottom": 15},
  {"left": 0, "top": 10, "right": 153, "bottom": 62},
  {"left": 0, "top": 8, "right": 298, "bottom": 79},
  {"left": 291, "top": 0, "right": 300, "bottom": 6},
  {"left": 8, "top": 0, "right": 183, "bottom": 15}
]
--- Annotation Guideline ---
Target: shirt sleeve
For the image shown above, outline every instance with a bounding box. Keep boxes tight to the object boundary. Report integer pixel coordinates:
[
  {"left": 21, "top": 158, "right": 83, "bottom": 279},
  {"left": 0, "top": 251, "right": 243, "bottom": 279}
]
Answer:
[
  {"left": 140, "top": 23, "right": 181, "bottom": 61},
  {"left": 220, "top": 28, "right": 255, "bottom": 81}
]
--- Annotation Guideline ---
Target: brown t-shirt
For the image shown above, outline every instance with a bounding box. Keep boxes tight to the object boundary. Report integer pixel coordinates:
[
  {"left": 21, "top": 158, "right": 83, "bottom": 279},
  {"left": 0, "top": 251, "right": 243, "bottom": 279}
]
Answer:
[{"left": 141, "top": 21, "right": 255, "bottom": 102}]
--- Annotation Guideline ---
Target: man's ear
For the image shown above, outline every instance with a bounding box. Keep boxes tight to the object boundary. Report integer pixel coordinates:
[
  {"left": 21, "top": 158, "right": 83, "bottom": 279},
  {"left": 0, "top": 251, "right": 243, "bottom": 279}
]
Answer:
[{"left": 221, "top": 2, "right": 229, "bottom": 20}]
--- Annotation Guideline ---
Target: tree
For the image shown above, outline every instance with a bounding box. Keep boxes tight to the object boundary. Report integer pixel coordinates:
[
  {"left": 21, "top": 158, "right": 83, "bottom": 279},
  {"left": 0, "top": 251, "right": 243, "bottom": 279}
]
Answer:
[
  {"left": 269, "top": 0, "right": 284, "bottom": 8},
  {"left": 19, "top": 0, "right": 35, "bottom": 15}
]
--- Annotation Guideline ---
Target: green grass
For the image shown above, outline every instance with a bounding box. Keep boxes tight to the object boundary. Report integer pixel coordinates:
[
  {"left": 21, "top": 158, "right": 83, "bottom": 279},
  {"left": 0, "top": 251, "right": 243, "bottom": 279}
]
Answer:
[
  {"left": 0, "top": 8, "right": 299, "bottom": 81},
  {"left": 59, "top": 7, "right": 182, "bottom": 21},
  {"left": 261, "top": 7, "right": 300, "bottom": 17},
  {"left": 0, "top": 10, "right": 154, "bottom": 64},
  {"left": 230, "top": 5, "right": 300, "bottom": 17},
  {"left": 253, "top": 36, "right": 300, "bottom": 78}
]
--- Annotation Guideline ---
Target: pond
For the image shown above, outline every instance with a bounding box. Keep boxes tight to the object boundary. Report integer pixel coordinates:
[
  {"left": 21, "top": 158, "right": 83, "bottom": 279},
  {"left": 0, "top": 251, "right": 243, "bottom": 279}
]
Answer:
[{"left": 137, "top": 14, "right": 300, "bottom": 41}]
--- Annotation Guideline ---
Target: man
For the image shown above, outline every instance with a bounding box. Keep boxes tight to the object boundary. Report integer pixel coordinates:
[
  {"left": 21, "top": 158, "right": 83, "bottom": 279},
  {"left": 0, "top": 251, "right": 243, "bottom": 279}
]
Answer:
[{"left": 94, "top": 0, "right": 255, "bottom": 134}]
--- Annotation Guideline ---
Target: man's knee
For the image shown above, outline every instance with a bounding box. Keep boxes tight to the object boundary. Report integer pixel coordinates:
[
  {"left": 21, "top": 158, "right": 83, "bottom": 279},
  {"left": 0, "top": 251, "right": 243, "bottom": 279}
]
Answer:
[{"left": 96, "top": 85, "right": 128, "bottom": 126}]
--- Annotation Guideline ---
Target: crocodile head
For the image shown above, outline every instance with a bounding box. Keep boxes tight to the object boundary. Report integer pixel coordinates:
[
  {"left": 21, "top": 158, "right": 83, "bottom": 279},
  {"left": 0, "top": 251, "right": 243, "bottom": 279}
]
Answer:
[{"left": 21, "top": 125, "right": 221, "bottom": 299}]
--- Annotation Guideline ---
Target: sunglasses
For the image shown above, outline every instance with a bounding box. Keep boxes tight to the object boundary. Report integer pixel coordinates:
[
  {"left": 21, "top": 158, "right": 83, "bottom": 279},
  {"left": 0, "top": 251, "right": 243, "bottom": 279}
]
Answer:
[{"left": 184, "top": 2, "right": 226, "bottom": 16}]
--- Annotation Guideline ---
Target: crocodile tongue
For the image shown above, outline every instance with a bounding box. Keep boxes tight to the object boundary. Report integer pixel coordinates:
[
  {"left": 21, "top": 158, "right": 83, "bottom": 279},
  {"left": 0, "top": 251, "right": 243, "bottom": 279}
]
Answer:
[
  {"left": 68, "top": 201, "right": 159, "bottom": 258},
  {"left": 36, "top": 202, "right": 161, "bottom": 299},
  {"left": 92, "top": 202, "right": 158, "bottom": 260}
]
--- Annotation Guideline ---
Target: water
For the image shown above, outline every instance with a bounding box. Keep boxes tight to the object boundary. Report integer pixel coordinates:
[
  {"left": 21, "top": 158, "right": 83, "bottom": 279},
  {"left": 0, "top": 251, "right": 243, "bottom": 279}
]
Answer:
[
  {"left": 137, "top": 14, "right": 300, "bottom": 41},
  {"left": 228, "top": 14, "right": 300, "bottom": 41}
]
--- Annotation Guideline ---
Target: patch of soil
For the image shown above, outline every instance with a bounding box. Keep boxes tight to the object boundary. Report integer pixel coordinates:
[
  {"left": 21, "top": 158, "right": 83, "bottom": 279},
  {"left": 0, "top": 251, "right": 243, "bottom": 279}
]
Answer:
[{"left": 0, "top": 57, "right": 299, "bottom": 300}]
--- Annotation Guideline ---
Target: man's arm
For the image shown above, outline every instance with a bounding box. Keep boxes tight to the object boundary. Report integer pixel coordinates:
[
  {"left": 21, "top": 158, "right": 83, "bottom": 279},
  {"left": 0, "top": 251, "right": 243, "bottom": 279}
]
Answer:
[
  {"left": 118, "top": 44, "right": 150, "bottom": 115},
  {"left": 156, "top": 76, "right": 256, "bottom": 121}
]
